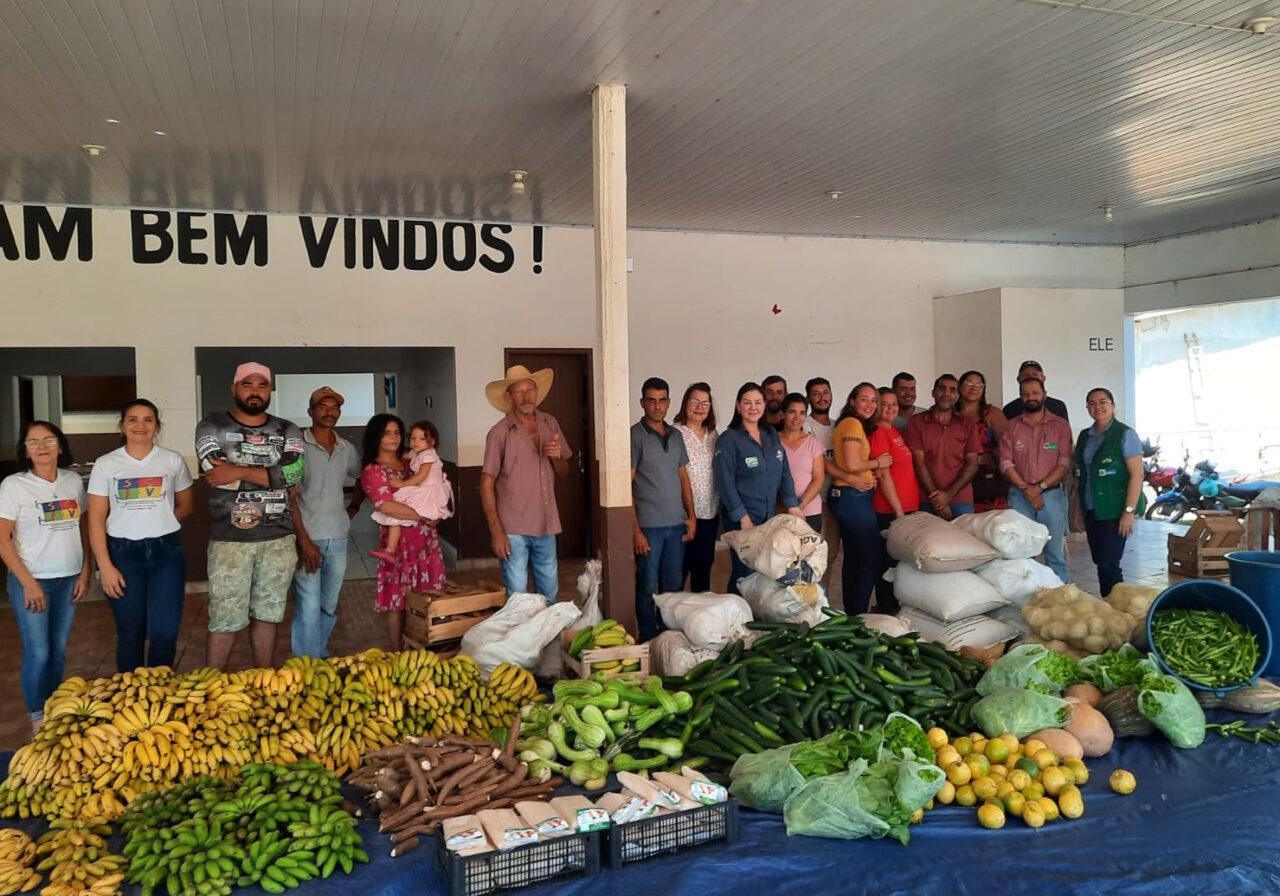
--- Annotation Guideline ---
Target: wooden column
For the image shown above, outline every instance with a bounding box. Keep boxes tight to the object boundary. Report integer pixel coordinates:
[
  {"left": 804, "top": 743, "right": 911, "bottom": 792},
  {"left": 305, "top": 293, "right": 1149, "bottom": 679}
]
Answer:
[{"left": 591, "top": 83, "right": 636, "bottom": 634}]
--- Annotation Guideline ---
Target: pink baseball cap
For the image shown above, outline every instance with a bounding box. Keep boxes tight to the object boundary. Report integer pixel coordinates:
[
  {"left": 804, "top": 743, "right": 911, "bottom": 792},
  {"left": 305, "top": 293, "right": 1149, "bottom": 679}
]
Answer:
[{"left": 233, "top": 362, "right": 272, "bottom": 385}]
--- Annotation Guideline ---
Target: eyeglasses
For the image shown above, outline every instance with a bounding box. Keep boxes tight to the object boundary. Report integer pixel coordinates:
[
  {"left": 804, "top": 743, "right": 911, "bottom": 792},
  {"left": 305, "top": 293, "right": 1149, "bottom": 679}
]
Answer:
[
  {"left": 688, "top": 399, "right": 711, "bottom": 408},
  {"left": 960, "top": 380, "right": 984, "bottom": 388},
  {"left": 1086, "top": 399, "right": 1113, "bottom": 408},
  {"left": 23, "top": 437, "right": 58, "bottom": 448}
]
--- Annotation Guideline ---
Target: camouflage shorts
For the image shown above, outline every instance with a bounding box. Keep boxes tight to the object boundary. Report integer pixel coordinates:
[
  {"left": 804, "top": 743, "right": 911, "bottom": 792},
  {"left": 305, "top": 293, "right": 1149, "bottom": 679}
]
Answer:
[{"left": 207, "top": 536, "right": 296, "bottom": 632}]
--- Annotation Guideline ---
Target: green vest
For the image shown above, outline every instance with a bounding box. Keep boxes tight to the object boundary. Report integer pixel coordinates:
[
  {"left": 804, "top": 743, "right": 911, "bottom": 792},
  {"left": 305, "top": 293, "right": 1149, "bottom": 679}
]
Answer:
[{"left": 1074, "top": 420, "right": 1145, "bottom": 520}]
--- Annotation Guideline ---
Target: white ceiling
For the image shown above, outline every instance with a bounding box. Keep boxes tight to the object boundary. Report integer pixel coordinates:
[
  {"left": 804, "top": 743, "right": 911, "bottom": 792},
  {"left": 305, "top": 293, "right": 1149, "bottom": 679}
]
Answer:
[{"left": 2, "top": 0, "right": 1279, "bottom": 245}]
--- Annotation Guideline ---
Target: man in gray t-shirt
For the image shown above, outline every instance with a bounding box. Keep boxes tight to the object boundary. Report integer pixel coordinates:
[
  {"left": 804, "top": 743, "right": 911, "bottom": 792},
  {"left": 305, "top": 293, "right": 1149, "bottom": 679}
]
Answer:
[
  {"left": 630, "top": 377, "right": 696, "bottom": 641},
  {"left": 195, "top": 362, "right": 305, "bottom": 670}
]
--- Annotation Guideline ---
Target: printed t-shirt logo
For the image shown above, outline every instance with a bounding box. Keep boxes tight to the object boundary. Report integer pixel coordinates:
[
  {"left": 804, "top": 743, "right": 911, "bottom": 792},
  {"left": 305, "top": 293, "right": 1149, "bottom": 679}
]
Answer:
[
  {"left": 39, "top": 499, "right": 80, "bottom": 523},
  {"left": 116, "top": 477, "right": 165, "bottom": 501}
]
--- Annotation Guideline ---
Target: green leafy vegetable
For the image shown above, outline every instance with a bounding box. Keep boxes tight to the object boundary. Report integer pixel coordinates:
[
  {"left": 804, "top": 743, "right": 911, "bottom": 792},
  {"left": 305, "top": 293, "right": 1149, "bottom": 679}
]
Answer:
[
  {"left": 1080, "top": 644, "right": 1148, "bottom": 693},
  {"left": 882, "top": 713, "right": 935, "bottom": 763},
  {"left": 977, "top": 644, "right": 1084, "bottom": 697}
]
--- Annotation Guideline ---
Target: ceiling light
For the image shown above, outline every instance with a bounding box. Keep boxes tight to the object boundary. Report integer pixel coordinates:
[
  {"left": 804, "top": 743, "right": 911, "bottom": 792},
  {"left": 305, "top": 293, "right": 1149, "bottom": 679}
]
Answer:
[
  {"left": 1245, "top": 16, "right": 1276, "bottom": 34},
  {"left": 826, "top": 190, "right": 843, "bottom": 200},
  {"left": 1101, "top": 203, "right": 1114, "bottom": 222},
  {"left": 81, "top": 144, "right": 105, "bottom": 157},
  {"left": 153, "top": 130, "right": 166, "bottom": 136},
  {"left": 105, "top": 117, "right": 120, "bottom": 125},
  {"left": 509, "top": 169, "right": 528, "bottom": 195}
]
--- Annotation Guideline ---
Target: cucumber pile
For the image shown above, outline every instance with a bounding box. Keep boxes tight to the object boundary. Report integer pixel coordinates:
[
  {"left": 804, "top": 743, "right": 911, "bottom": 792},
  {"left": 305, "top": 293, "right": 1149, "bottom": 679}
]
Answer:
[
  {"left": 652, "top": 611, "right": 986, "bottom": 770},
  {"left": 121, "top": 761, "right": 367, "bottom": 896}
]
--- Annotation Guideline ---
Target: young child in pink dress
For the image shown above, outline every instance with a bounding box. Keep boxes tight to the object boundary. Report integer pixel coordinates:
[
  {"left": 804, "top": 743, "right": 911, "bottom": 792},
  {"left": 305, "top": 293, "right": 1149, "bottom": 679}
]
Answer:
[{"left": 370, "top": 420, "right": 453, "bottom": 562}]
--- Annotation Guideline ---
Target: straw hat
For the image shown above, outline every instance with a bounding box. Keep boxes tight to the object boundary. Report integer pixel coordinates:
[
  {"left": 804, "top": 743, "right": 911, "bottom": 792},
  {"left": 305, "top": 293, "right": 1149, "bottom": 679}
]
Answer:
[{"left": 486, "top": 365, "right": 554, "bottom": 413}]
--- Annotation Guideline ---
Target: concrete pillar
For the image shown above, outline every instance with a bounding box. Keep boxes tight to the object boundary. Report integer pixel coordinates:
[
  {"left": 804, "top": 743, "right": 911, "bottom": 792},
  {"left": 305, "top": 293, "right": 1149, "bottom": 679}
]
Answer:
[
  {"left": 591, "top": 83, "right": 636, "bottom": 633},
  {"left": 134, "top": 342, "right": 199, "bottom": 471}
]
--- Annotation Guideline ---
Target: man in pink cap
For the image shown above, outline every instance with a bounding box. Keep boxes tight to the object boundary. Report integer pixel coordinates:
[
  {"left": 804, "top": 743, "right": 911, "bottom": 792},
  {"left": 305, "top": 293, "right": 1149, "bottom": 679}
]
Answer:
[{"left": 195, "top": 362, "right": 305, "bottom": 669}]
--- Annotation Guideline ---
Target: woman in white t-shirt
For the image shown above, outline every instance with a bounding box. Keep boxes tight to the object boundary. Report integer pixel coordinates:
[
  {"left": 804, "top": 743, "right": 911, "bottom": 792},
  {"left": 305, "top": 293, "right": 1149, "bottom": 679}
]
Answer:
[
  {"left": 87, "top": 400, "right": 193, "bottom": 673},
  {"left": 0, "top": 421, "right": 91, "bottom": 734}
]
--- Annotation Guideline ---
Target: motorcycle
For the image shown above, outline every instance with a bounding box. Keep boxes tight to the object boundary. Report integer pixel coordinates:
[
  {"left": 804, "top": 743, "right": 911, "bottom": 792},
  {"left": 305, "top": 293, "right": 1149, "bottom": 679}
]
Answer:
[
  {"left": 1142, "top": 440, "right": 1177, "bottom": 497},
  {"left": 1145, "top": 456, "right": 1246, "bottom": 524}
]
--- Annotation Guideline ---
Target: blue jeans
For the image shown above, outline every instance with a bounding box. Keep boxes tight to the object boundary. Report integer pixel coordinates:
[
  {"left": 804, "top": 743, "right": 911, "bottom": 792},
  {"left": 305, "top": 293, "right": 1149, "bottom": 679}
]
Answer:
[
  {"left": 291, "top": 538, "right": 348, "bottom": 659},
  {"left": 636, "top": 525, "right": 686, "bottom": 641},
  {"left": 1008, "top": 487, "right": 1069, "bottom": 583},
  {"left": 828, "top": 487, "right": 880, "bottom": 615},
  {"left": 107, "top": 533, "right": 187, "bottom": 672},
  {"left": 922, "top": 501, "right": 976, "bottom": 519},
  {"left": 7, "top": 572, "right": 77, "bottom": 719},
  {"left": 502, "top": 534, "right": 559, "bottom": 602}
]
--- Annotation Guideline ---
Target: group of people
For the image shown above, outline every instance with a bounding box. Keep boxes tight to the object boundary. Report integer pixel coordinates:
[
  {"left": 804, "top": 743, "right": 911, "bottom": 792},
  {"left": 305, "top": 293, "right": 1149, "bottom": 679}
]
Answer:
[
  {"left": 0, "top": 358, "right": 1145, "bottom": 734},
  {"left": 623, "top": 362, "right": 1145, "bottom": 638}
]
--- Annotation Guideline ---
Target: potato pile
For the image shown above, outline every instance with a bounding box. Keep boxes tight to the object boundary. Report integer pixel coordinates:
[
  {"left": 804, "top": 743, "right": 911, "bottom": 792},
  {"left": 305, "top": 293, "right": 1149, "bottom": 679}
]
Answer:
[{"left": 1021, "top": 585, "right": 1137, "bottom": 656}]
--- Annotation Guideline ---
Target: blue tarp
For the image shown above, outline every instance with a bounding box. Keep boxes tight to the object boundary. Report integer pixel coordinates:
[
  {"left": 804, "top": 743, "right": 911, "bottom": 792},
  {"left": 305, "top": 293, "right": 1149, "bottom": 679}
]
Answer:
[{"left": 7, "top": 719, "right": 1280, "bottom": 896}]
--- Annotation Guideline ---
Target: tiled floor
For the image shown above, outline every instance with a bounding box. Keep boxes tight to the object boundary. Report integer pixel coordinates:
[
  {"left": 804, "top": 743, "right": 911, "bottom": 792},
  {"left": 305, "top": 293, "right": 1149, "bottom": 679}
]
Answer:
[{"left": 0, "top": 520, "right": 1179, "bottom": 750}]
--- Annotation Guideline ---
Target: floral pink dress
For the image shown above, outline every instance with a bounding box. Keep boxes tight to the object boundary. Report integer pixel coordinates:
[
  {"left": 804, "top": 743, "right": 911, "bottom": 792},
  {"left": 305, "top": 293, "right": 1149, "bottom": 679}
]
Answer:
[{"left": 361, "top": 461, "right": 446, "bottom": 612}]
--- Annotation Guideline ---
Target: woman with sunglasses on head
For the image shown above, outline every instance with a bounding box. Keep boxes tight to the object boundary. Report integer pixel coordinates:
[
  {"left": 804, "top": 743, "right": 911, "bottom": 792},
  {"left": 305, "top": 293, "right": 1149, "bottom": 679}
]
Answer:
[
  {"left": 1073, "top": 388, "right": 1145, "bottom": 596},
  {"left": 0, "top": 422, "right": 91, "bottom": 736},
  {"left": 87, "top": 400, "right": 194, "bottom": 673},
  {"left": 956, "top": 370, "right": 1009, "bottom": 513},
  {"left": 673, "top": 383, "right": 719, "bottom": 592}
]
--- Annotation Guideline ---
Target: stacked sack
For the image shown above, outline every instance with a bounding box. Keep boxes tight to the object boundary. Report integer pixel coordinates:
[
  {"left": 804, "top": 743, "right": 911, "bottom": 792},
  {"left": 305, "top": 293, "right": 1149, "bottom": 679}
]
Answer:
[
  {"left": 888, "top": 511, "right": 1053, "bottom": 650},
  {"left": 651, "top": 514, "right": 830, "bottom": 676}
]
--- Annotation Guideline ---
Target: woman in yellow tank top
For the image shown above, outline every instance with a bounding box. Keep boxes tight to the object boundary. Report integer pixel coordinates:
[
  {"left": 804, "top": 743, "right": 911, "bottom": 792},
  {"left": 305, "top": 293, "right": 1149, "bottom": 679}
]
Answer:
[{"left": 828, "top": 383, "right": 892, "bottom": 614}]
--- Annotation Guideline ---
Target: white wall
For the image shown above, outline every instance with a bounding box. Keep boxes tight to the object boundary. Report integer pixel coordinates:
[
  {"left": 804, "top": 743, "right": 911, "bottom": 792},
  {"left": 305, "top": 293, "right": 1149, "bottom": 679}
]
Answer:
[
  {"left": 932, "top": 289, "right": 1004, "bottom": 404},
  {"left": 1125, "top": 218, "right": 1280, "bottom": 315},
  {"left": 1, "top": 207, "right": 1124, "bottom": 468},
  {"left": 999, "top": 288, "right": 1127, "bottom": 424}
]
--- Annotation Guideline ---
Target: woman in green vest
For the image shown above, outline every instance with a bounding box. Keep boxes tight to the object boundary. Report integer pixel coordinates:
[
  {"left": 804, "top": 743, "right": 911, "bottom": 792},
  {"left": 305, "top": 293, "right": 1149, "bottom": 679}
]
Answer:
[{"left": 1073, "top": 387, "right": 1145, "bottom": 596}]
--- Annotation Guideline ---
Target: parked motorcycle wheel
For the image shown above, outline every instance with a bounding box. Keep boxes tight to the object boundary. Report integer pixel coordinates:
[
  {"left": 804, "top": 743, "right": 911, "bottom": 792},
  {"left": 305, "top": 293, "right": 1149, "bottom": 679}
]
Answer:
[{"left": 1145, "top": 497, "right": 1189, "bottom": 524}]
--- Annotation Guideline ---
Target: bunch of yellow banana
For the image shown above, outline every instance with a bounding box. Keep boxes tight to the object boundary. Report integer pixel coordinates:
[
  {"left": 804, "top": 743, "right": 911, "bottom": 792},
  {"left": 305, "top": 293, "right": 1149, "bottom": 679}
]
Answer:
[
  {"left": 0, "top": 829, "right": 36, "bottom": 865},
  {"left": 32, "top": 819, "right": 126, "bottom": 896},
  {"left": 0, "top": 857, "right": 40, "bottom": 894},
  {"left": 488, "top": 662, "right": 539, "bottom": 702}
]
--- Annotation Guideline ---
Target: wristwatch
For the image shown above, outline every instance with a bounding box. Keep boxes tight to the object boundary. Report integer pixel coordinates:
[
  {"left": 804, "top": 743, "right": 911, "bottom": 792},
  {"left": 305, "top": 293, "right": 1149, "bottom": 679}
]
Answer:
[
  {"left": 1124, "top": 505, "right": 1136, "bottom": 514},
  {"left": 1038, "top": 480, "right": 1049, "bottom": 491}
]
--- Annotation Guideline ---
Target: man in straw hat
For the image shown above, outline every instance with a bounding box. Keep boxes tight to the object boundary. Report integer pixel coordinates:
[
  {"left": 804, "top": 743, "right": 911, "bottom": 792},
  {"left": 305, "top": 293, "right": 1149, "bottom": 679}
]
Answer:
[{"left": 481, "top": 365, "right": 573, "bottom": 602}]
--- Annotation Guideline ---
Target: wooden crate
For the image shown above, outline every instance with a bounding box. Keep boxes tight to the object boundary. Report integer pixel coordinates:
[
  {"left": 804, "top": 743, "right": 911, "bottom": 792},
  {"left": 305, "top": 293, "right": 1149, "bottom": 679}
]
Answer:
[
  {"left": 403, "top": 582, "right": 506, "bottom": 652},
  {"left": 1245, "top": 507, "right": 1280, "bottom": 551},
  {"left": 560, "top": 629, "right": 650, "bottom": 680},
  {"left": 1167, "top": 511, "right": 1245, "bottom": 579}
]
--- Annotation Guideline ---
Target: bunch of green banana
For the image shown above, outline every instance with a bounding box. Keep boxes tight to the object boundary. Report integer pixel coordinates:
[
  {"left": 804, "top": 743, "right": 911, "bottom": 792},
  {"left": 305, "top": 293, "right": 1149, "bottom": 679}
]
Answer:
[
  {"left": 285, "top": 804, "right": 369, "bottom": 879},
  {"left": 567, "top": 620, "right": 641, "bottom": 673},
  {"left": 124, "top": 815, "right": 244, "bottom": 896}
]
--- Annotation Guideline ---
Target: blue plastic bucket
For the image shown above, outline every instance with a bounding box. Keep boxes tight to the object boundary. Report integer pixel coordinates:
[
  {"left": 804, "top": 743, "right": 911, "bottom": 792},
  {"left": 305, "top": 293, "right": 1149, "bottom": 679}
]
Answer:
[
  {"left": 1227, "top": 551, "right": 1280, "bottom": 677},
  {"left": 1146, "top": 579, "right": 1272, "bottom": 694}
]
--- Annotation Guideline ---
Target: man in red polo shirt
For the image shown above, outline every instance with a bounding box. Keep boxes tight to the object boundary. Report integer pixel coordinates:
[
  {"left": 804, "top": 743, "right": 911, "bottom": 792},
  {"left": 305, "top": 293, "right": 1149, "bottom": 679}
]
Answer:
[{"left": 905, "top": 374, "right": 982, "bottom": 520}]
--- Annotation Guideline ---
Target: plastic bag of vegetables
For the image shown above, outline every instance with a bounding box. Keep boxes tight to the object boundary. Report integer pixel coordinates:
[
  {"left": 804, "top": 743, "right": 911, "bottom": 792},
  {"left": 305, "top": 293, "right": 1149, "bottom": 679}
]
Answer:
[
  {"left": 782, "top": 756, "right": 943, "bottom": 844},
  {"left": 1079, "top": 644, "right": 1153, "bottom": 693},
  {"left": 1022, "top": 585, "right": 1136, "bottom": 655},
  {"left": 976, "top": 643, "right": 1084, "bottom": 696},
  {"left": 1138, "top": 671, "right": 1206, "bottom": 749},
  {"left": 972, "top": 687, "right": 1073, "bottom": 738},
  {"left": 729, "top": 744, "right": 804, "bottom": 812}
]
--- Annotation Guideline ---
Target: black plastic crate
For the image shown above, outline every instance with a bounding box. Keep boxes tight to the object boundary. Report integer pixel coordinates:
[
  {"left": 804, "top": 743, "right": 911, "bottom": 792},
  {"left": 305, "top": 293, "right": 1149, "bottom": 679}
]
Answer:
[
  {"left": 430, "top": 829, "right": 601, "bottom": 896},
  {"left": 605, "top": 799, "right": 739, "bottom": 869}
]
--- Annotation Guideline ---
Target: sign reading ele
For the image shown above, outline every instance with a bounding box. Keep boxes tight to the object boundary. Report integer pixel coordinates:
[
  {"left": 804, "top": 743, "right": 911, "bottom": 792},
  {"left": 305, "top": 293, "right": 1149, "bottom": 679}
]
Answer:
[
  {"left": 0, "top": 204, "right": 545, "bottom": 274},
  {"left": 1089, "top": 337, "right": 1115, "bottom": 351}
]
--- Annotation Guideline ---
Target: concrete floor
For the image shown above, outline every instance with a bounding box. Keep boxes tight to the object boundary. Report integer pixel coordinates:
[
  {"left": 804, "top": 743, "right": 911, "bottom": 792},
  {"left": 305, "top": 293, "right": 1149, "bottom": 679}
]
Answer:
[{"left": 0, "top": 520, "right": 1180, "bottom": 750}]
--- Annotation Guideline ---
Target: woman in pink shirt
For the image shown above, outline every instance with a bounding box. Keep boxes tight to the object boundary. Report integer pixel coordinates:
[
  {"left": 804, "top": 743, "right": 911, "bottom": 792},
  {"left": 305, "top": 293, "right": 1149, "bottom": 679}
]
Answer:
[
  {"left": 779, "top": 394, "right": 827, "bottom": 532},
  {"left": 868, "top": 387, "right": 920, "bottom": 613}
]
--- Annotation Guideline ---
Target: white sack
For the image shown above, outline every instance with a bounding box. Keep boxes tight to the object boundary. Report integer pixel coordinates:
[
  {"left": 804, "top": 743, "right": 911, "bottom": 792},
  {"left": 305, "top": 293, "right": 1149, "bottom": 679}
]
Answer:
[
  {"left": 461, "top": 592, "right": 582, "bottom": 675},
  {"left": 653, "top": 592, "right": 754, "bottom": 651},
  {"left": 952, "top": 509, "right": 1051, "bottom": 560},
  {"left": 858, "top": 613, "right": 915, "bottom": 638},
  {"left": 973, "top": 558, "right": 1064, "bottom": 606},
  {"left": 737, "top": 573, "right": 828, "bottom": 625},
  {"left": 574, "top": 560, "right": 606, "bottom": 630},
  {"left": 885, "top": 513, "right": 997, "bottom": 573},
  {"left": 989, "top": 604, "right": 1032, "bottom": 638},
  {"left": 889, "top": 563, "right": 1007, "bottom": 622},
  {"left": 721, "top": 514, "right": 828, "bottom": 584},
  {"left": 648, "top": 630, "right": 718, "bottom": 677},
  {"left": 897, "top": 606, "right": 1020, "bottom": 651}
]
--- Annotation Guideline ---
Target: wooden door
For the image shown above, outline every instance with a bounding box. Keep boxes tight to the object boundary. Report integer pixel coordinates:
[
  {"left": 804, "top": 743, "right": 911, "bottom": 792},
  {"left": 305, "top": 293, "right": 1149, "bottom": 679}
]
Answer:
[{"left": 505, "top": 349, "right": 594, "bottom": 558}]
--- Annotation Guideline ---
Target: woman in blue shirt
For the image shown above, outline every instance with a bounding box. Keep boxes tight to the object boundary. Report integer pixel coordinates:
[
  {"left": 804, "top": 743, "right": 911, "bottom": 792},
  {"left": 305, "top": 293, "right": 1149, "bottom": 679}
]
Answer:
[{"left": 713, "top": 382, "right": 803, "bottom": 593}]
